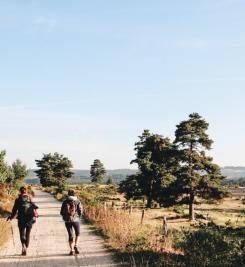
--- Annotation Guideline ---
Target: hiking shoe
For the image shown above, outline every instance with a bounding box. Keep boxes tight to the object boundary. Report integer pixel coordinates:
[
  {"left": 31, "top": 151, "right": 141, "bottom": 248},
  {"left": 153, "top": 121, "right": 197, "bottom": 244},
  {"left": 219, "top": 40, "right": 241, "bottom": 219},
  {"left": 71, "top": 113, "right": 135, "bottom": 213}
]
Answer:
[
  {"left": 74, "top": 246, "right": 80, "bottom": 254},
  {"left": 69, "top": 250, "right": 74, "bottom": 256}
]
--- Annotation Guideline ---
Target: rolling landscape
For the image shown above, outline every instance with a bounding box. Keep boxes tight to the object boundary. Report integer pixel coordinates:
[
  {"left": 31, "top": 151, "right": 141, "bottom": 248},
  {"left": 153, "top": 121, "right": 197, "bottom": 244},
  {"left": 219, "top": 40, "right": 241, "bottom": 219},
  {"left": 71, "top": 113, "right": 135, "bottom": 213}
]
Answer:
[{"left": 25, "top": 166, "right": 245, "bottom": 184}]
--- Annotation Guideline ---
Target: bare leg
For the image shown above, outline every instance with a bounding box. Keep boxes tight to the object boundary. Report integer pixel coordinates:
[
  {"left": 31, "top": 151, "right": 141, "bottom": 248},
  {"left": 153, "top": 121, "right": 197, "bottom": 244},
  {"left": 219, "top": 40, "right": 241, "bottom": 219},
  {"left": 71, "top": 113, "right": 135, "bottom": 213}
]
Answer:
[
  {"left": 69, "top": 240, "right": 74, "bottom": 250},
  {"left": 75, "top": 236, "right": 80, "bottom": 247}
]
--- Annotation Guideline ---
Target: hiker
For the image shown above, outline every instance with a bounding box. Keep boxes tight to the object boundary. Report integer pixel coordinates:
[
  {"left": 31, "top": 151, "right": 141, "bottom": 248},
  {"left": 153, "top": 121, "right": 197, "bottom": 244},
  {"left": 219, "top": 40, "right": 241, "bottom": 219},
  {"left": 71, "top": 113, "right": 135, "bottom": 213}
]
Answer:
[
  {"left": 60, "top": 189, "right": 82, "bottom": 255},
  {"left": 8, "top": 186, "right": 38, "bottom": 256}
]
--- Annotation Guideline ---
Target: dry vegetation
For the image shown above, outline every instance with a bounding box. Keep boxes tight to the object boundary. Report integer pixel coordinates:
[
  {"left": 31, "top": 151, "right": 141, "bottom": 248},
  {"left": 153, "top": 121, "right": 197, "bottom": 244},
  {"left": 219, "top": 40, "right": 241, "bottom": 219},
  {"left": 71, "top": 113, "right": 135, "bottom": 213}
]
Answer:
[{"left": 0, "top": 183, "right": 16, "bottom": 248}]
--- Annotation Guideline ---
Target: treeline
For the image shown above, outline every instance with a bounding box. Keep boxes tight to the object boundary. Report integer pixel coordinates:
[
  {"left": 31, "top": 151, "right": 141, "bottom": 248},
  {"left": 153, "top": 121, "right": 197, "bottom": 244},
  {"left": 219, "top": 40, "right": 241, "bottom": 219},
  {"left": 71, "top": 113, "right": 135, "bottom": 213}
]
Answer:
[
  {"left": 223, "top": 177, "right": 245, "bottom": 187},
  {"left": 0, "top": 150, "right": 28, "bottom": 189},
  {"left": 119, "top": 113, "right": 227, "bottom": 220},
  {"left": 34, "top": 155, "right": 112, "bottom": 191}
]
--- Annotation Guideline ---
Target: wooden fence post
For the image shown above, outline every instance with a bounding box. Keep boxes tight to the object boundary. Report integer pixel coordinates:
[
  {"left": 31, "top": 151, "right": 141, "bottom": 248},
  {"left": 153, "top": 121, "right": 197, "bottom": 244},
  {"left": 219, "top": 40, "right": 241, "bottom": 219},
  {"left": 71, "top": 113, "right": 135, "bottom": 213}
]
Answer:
[
  {"left": 163, "top": 216, "right": 168, "bottom": 236},
  {"left": 141, "top": 209, "right": 145, "bottom": 225},
  {"left": 129, "top": 205, "right": 132, "bottom": 215}
]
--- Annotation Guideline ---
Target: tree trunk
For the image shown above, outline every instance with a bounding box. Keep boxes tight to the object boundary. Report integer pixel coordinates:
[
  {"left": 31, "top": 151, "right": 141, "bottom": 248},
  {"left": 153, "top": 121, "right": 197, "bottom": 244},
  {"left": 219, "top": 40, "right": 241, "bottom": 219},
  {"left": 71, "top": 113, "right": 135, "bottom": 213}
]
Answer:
[
  {"left": 189, "top": 192, "right": 195, "bottom": 221},
  {"left": 147, "top": 196, "right": 153, "bottom": 208}
]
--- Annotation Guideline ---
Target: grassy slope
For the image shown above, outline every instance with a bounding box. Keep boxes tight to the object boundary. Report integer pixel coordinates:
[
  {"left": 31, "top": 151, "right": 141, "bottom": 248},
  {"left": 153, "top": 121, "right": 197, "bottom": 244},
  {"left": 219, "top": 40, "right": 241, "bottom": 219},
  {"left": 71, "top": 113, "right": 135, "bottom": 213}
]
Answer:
[{"left": 0, "top": 184, "right": 15, "bottom": 248}]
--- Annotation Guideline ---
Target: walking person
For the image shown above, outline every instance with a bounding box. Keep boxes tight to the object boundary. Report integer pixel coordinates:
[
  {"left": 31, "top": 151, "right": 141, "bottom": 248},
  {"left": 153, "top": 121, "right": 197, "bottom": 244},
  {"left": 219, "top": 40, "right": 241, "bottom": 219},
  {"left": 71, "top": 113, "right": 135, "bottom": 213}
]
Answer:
[
  {"left": 8, "top": 186, "right": 38, "bottom": 256},
  {"left": 60, "top": 189, "right": 82, "bottom": 255}
]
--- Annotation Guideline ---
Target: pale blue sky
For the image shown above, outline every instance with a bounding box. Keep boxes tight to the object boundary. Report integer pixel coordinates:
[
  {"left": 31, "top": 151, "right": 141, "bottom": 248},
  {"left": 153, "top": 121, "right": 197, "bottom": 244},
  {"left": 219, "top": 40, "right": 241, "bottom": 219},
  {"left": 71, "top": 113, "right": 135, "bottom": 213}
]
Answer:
[{"left": 0, "top": 0, "right": 245, "bottom": 168}]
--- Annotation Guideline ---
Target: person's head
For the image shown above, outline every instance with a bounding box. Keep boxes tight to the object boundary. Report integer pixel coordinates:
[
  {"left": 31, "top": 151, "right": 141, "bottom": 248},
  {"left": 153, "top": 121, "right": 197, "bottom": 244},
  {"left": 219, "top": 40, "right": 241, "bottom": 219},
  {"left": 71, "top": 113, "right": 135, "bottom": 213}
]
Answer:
[
  {"left": 19, "top": 186, "right": 27, "bottom": 195},
  {"left": 68, "top": 189, "right": 76, "bottom": 197}
]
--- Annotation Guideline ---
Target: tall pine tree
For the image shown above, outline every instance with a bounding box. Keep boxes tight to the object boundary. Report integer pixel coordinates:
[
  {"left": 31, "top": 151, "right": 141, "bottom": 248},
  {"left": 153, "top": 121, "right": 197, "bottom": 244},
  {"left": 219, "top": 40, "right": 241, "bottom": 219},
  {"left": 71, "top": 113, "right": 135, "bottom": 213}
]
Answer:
[{"left": 174, "top": 113, "right": 226, "bottom": 220}]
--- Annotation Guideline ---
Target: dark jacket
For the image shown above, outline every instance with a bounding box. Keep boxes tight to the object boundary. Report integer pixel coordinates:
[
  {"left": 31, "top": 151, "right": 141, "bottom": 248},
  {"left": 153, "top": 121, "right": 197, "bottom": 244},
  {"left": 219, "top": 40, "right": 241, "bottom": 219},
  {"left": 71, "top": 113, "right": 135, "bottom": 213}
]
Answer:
[
  {"left": 60, "top": 196, "right": 82, "bottom": 222},
  {"left": 10, "top": 194, "right": 38, "bottom": 227}
]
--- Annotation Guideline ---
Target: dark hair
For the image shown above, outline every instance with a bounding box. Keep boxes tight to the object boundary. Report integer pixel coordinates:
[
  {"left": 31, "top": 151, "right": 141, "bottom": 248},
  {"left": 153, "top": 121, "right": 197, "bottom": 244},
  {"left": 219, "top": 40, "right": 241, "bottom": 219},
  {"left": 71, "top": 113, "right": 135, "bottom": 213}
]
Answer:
[
  {"left": 68, "top": 189, "right": 76, "bottom": 196},
  {"left": 19, "top": 186, "right": 27, "bottom": 194}
]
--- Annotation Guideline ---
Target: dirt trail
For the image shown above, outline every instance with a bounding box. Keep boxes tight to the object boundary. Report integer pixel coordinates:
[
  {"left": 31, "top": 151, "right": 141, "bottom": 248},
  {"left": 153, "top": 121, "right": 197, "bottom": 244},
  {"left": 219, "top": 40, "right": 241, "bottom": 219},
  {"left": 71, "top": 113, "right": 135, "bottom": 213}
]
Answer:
[{"left": 0, "top": 190, "right": 123, "bottom": 267}]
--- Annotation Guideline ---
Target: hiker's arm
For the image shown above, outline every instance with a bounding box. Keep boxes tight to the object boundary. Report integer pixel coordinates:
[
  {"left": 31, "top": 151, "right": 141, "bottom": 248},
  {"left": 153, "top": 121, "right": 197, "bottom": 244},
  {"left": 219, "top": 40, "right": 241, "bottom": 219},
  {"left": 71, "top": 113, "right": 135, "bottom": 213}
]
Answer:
[
  {"left": 9, "top": 199, "right": 18, "bottom": 220},
  {"left": 77, "top": 201, "right": 82, "bottom": 217},
  {"left": 60, "top": 201, "right": 65, "bottom": 216}
]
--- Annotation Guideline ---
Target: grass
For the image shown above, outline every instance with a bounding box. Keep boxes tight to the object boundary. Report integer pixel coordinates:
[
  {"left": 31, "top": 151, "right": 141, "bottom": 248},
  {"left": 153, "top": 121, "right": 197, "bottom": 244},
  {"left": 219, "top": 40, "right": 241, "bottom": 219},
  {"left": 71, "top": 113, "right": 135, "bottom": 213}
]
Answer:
[
  {"left": 0, "top": 219, "right": 11, "bottom": 248},
  {"left": 0, "top": 183, "right": 16, "bottom": 248}
]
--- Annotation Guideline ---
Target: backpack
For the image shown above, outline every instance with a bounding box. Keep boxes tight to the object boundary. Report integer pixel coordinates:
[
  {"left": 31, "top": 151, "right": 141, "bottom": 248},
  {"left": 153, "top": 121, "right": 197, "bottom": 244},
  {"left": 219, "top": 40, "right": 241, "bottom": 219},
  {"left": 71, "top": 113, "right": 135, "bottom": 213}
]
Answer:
[
  {"left": 18, "top": 195, "right": 37, "bottom": 223},
  {"left": 63, "top": 200, "right": 77, "bottom": 221}
]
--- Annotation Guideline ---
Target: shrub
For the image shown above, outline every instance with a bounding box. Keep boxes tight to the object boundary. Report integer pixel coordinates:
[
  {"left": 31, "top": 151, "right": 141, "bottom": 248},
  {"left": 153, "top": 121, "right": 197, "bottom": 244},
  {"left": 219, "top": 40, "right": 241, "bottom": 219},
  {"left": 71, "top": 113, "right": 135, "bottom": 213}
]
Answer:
[{"left": 178, "top": 227, "right": 234, "bottom": 267}]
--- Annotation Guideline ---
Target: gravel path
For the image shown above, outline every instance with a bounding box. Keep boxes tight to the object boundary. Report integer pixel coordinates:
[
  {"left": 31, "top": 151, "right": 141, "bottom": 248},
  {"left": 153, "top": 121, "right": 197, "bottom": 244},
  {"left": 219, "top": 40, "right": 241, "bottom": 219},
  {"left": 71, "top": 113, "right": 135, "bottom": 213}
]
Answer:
[{"left": 0, "top": 190, "right": 123, "bottom": 267}]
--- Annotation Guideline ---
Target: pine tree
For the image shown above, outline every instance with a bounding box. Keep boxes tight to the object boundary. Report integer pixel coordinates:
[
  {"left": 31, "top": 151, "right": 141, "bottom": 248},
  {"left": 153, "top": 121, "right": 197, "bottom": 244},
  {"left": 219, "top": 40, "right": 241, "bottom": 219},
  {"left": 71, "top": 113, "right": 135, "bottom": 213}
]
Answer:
[
  {"left": 131, "top": 130, "right": 176, "bottom": 207},
  {"left": 90, "top": 159, "right": 106, "bottom": 183},
  {"left": 35, "top": 153, "right": 73, "bottom": 189},
  {"left": 174, "top": 113, "right": 226, "bottom": 220}
]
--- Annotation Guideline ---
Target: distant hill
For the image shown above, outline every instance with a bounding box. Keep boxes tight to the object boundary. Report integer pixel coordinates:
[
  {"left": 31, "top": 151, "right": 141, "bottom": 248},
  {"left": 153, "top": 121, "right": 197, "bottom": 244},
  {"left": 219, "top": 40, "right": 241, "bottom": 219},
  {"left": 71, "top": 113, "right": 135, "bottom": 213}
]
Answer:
[
  {"left": 25, "top": 169, "right": 137, "bottom": 184},
  {"left": 25, "top": 167, "right": 245, "bottom": 185},
  {"left": 221, "top": 166, "right": 245, "bottom": 179}
]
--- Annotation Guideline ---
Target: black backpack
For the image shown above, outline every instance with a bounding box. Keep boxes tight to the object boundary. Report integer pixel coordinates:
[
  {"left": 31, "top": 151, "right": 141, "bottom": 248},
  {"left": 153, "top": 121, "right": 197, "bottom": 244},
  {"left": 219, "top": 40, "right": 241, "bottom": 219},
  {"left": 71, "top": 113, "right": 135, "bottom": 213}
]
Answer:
[{"left": 18, "top": 195, "right": 35, "bottom": 222}]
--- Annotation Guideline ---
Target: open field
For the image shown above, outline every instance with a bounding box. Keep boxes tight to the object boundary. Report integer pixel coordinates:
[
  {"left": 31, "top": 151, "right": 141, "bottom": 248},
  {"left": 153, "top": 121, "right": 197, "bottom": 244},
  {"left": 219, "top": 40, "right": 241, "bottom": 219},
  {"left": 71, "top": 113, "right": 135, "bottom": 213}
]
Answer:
[
  {"left": 46, "top": 184, "right": 245, "bottom": 230},
  {"left": 127, "top": 197, "right": 245, "bottom": 230},
  {"left": 69, "top": 184, "right": 245, "bottom": 229}
]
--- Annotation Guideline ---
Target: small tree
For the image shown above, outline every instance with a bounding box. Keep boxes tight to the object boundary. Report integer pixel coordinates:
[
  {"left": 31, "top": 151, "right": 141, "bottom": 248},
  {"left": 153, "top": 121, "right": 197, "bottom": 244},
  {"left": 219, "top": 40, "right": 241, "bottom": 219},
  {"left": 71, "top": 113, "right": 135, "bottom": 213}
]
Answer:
[
  {"left": 12, "top": 159, "right": 28, "bottom": 181},
  {"left": 90, "top": 159, "right": 106, "bottom": 183},
  {"left": 174, "top": 113, "right": 226, "bottom": 220},
  {"left": 0, "top": 150, "right": 13, "bottom": 184},
  {"left": 35, "top": 153, "right": 73, "bottom": 189}
]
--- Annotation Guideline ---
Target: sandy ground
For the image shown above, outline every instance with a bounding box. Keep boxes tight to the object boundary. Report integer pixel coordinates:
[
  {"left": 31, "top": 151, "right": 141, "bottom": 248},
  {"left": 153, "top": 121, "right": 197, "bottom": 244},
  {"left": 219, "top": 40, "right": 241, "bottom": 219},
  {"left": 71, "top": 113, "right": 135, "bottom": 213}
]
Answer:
[{"left": 0, "top": 190, "right": 123, "bottom": 267}]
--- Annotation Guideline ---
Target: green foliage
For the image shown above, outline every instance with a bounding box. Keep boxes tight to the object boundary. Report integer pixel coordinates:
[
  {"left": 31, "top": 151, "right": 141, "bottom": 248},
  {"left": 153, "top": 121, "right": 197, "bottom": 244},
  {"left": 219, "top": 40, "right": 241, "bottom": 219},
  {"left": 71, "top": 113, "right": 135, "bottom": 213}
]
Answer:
[
  {"left": 174, "top": 113, "right": 226, "bottom": 220},
  {"left": 11, "top": 159, "right": 28, "bottom": 182},
  {"left": 179, "top": 228, "right": 232, "bottom": 267},
  {"left": 0, "top": 150, "right": 13, "bottom": 184},
  {"left": 120, "top": 114, "right": 226, "bottom": 213},
  {"left": 178, "top": 225, "right": 245, "bottom": 267},
  {"left": 90, "top": 159, "right": 106, "bottom": 183},
  {"left": 130, "top": 130, "right": 177, "bottom": 207},
  {"left": 35, "top": 152, "right": 73, "bottom": 190},
  {"left": 78, "top": 184, "right": 118, "bottom": 204},
  {"left": 119, "top": 174, "right": 143, "bottom": 200},
  {"left": 125, "top": 230, "right": 150, "bottom": 252}
]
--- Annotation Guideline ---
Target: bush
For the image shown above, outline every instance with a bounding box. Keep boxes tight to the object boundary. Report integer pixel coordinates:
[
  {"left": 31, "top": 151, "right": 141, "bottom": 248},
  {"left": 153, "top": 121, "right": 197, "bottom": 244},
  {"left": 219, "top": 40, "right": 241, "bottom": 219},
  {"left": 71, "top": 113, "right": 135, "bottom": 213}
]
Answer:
[{"left": 178, "top": 227, "right": 235, "bottom": 267}]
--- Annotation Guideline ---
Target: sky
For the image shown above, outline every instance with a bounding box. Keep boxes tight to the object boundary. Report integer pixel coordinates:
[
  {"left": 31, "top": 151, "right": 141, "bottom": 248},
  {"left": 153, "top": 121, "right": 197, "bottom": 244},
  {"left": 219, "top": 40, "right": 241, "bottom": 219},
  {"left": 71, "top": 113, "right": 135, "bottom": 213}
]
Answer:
[{"left": 0, "top": 0, "right": 245, "bottom": 169}]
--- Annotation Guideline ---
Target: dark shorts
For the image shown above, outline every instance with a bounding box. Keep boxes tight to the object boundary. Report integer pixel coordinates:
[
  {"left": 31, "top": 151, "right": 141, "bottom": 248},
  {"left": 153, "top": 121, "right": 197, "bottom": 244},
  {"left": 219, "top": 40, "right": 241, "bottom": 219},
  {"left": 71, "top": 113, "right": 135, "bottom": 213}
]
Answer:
[{"left": 65, "top": 221, "right": 80, "bottom": 241}]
